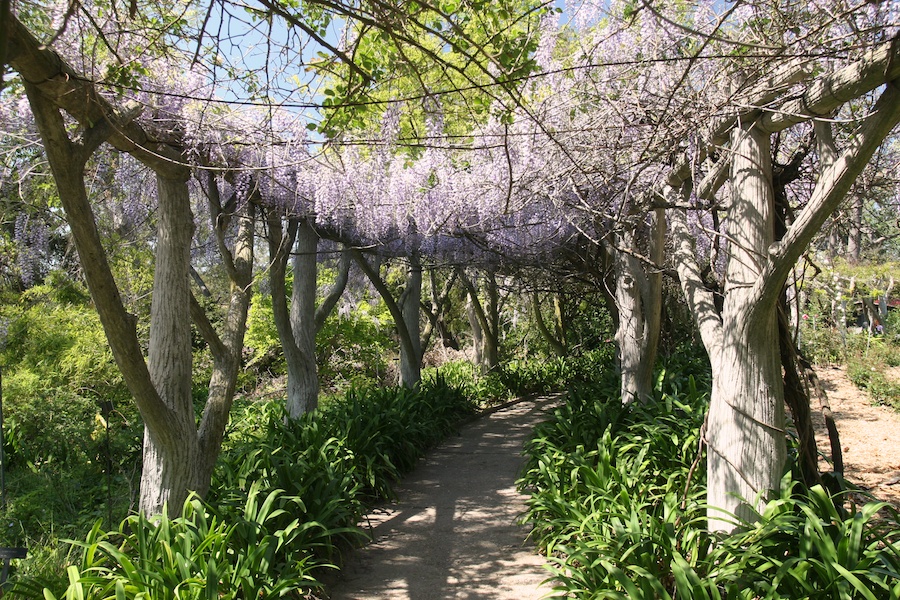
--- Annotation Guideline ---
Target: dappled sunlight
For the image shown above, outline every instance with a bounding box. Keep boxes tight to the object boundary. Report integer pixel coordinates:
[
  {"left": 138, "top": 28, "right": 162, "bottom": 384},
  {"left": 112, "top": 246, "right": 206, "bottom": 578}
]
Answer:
[{"left": 329, "top": 395, "right": 561, "bottom": 600}]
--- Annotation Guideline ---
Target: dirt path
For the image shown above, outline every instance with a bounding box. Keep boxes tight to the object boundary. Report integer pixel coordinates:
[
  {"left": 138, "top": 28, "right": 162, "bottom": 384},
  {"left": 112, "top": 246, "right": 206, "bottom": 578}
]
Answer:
[
  {"left": 326, "top": 395, "right": 561, "bottom": 600},
  {"left": 812, "top": 365, "right": 900, "bottom": 505},
  {"left": 323, "top": 369, "right": 900, "bottom": 600}
]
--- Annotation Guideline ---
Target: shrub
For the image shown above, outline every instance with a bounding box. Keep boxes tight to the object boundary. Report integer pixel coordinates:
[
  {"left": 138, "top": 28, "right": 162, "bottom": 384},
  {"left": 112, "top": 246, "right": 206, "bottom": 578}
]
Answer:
[
  {"left": 423, "top": 360, "right": 513, "bottom": 405},
  {"left": 518, "top": 355, "right": 900, "bottom": 599},
  {"left": 10, "top": 379, "right": 477, "bottom": 598},
  {"left": 14, "top": 491, "right": 321, "bottom": 600}
]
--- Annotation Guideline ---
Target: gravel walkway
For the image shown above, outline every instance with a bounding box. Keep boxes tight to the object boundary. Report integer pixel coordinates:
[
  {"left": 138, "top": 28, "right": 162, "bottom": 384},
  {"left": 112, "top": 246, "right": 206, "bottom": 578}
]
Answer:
[{"left": 326, "top": 395, "right": 561, "bottom": 600}]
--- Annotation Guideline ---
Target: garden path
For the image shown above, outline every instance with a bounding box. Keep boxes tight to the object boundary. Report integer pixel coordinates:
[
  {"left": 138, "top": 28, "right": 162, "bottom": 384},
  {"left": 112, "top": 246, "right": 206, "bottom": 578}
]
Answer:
[
  {"left": 325, "top": 394, "right": 561, "bottom": 600},
  {"left": 813, "top": 365, "right": 900, "bottom": 506}
]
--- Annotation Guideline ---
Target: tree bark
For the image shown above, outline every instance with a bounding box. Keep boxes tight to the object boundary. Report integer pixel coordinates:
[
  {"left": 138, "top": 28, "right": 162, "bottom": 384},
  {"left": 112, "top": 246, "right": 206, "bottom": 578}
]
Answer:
[
  {"left": 467, "top": 295, "right": 484, "bottom": 368},
  {"left": 266, "top": 213, "right": 350, "bottom": 418},
  {"left": 612, "top": 208, "right": 665, "bottom": 405},
  {"left": 421, "top": 269, "right": 459, "bottom": 351},
  {"left": 706, "top": 125, "right": 787, "bottom": 531},
  {"left": 458, "top": 268, "right": 501, "bottom": 371},
  {"left": 266, "top": 212, "right": 318, "bottom": 418},
  {"left": 778, "top": 307, "right": 820, "bottom": 489},
  {"left": 531, "top": 291, "right": 566, "bottom": 357},
  {"left": 847, "top": 195, "right": 864, "bottom": 263},
  {"left": 399, "top": 256, "right": 423, "bottom": 388},
  {"left": 24, "top": 85, "right": 207, "bottom": 516},
  {"left": 139, "top": 174, "right": 203, "bottom": 516},
  {"left": 351, "top": 250, "right": 421, "bottom": 387},
  {"left": 287, "top": 219, "right": 322, "bottom": 415}
]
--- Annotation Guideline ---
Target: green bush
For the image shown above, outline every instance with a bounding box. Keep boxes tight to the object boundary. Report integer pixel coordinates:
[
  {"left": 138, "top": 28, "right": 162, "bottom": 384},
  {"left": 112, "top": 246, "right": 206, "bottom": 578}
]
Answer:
[
  {"left": 799, "top": 323, "right": 847, "bottom": 365},
  {"left": 424, "top": 360, "right": 513, "bottom": 405},
  {"left": 703, "top": 482, "right": 900, "bottom": 599},
  {"left": 244, "top": 282, "right": 395, "bottom": 392},
  {"left": 0, "top": 282, "right": 142, "bottom": 547},
  {"left": 14, "top": 490, "right": 321, "bottom": 599},
  {"left": 499, "top": 347, "right": 617, "bottom": 398},
  {"left": 518, "top": 356, "right": 900, "bottom": 599},
  {"left": 11, "top": 379, "right": 477, "bottom": 597},
  {"left": 848, "top": 358, "right": 900, "bottom": 410}
]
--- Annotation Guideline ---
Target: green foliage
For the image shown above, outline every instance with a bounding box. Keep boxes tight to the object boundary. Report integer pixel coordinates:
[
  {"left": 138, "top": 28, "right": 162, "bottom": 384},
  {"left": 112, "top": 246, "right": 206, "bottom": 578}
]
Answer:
[
  {"left": 423, "top": 360, "right": 512, "bottom": 405},
  {"left": 800, "top": 316, "right": 848, "bottom": 364},
  {"left": 423, "top": 348, "right": 616, "bottom": 408},
  {"left": 498, "top": 347, "right": 616, "bottom": 397},
  {"left": 243, "top": 285, "right": 282, "bottom": 375},
  {"left": 886, "top": 309, "right": 900, "bottom": 336},
  {"left": 797, "top": 301, "right": 900, "bottom": 410},
  {"left": 839, "top": 330, "right": 900, "bottom": 410},
  {"left": 316, "top": 297, "right": 394, "bottom": 393},
  {"left": 11, "top": 379, "right": 477, "bottom": 597},
  {"left": 0, "top": 278, "right": 142, "bottom": 546},
  {"left": 215, "top": 378, "right": 476, "bottom": 506},
  {"left": 703, "top": 482, "right": 900, "bottom": 600},
  {"left": 309, "top": 0, "right": 550, "bottom": 139},
  {"left": 14, "top": 492, "right": 320, "bottom": 599},
  {"left": 518, "top": 355, "right": 900, "bottom": 599},
  {"left": 848, "top": 357, "right": 900, "bottom": 410},
  {"left": 244, "top": 279, "right": 394, "bottom": 391}
]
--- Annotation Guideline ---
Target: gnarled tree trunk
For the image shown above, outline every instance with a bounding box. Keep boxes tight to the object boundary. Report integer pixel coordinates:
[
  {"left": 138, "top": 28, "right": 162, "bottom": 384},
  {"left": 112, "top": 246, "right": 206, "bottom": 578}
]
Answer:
[
  {"left": 351, "top": 250, "right": 422, "bottom": 388},
  {"left": 705, "top": 125, "right": 786, "bottom": 528},
  {"left": 267, "top": 215, "right": 351, "bottom": 418},
  {"left": 612, "top": 208, "right": 665, "bottom": 405},
  {"left": 139, "top": 174, "right": 205, "bottom": 515},
  {"left": 459, "top": 268, "right": 501, "bottom": 372}
]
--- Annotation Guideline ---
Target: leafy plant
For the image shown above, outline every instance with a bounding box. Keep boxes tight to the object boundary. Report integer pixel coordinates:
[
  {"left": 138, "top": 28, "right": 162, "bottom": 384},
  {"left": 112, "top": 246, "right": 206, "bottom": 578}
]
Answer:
[
  {"left": 14, "top": 490, "right": 320, "bottom": 599},
  {"left": 518, "top": 354, "right": 900, "bottom": 599}
]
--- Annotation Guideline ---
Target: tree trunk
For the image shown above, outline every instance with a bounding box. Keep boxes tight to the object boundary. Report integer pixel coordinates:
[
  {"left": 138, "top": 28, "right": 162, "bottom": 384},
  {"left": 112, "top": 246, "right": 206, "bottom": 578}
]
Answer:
[
  {"left": 553, "top": 294, "right": 567, "bottom": 352},
  {"left": 140, "top": 174, "right": 204, "bottom": 516},
  {"left": 778, "top": 307, "right": 820, "bottom": 489},
  {"left": 266, "top": 212, "right": 316, "bottom": 418},
  {"left": 705, "top": 125, "right": 787, "bottom": 530},
  {"left": 531, "top": 292, "right": 566, "bottom": 357},
  {"left": 351, "top": 250, "right": 421, "bottom": 388},
  {"left": 266, "top": 214, "right": 350, "bottom": 418},
  {"left": 286, "top": 219, "right": 321, "bottom": 415},
  {"left": 195, "top": 189, "right": 255, "bottom": 495},
  {"left": 421, "top": 269, "right": 459, "bottom": 351},
  {"left": 847, "top": 195, "right": 864, "bottom": 263},
  {"left": 25, "top": 86, "right": 204, "bottom": 517},
  {"left": 612, "top": 208, "right": 665, "bottom": 405},
  {"left": 467, "top": 295, "right": 484, "bottom": 367},
  {"left": 399, "top": 256, "right": 423, "bottom": 388},
  {"left": 459, "top": 269, "right": 500, "bottom": 371}
]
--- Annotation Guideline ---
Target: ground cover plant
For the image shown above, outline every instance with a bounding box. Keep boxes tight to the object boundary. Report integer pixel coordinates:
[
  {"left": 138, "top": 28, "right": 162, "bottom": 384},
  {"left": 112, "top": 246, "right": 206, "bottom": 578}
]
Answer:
[
  {"left": 518, "top": 355, "right": 900, "bottom": 598},
  {"left": 797, "top": 306, "right": 900, "bottom": 410},
  {"left": 7, "top": 377, "right": 476, "bottom": 598}
]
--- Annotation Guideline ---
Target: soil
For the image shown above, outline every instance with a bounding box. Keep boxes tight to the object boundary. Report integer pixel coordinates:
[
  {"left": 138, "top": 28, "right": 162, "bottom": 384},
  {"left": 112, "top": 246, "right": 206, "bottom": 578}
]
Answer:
[
  {"left": 324, "top": 395, "right": 562, "bottom": 600},
  {"left": 811, "top": 364, "right": 900, "bottom": 506}
]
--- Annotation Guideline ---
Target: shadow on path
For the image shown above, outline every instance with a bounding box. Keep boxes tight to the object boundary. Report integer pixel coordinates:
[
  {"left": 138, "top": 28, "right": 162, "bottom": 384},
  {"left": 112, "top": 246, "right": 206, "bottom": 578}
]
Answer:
[{"left": 326, "top": 395, "right": 561, "bottom": 600}]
